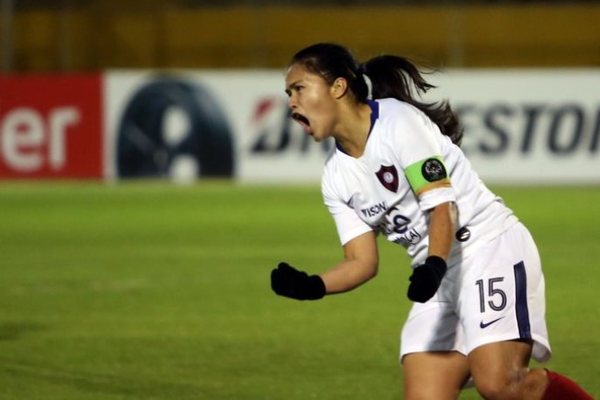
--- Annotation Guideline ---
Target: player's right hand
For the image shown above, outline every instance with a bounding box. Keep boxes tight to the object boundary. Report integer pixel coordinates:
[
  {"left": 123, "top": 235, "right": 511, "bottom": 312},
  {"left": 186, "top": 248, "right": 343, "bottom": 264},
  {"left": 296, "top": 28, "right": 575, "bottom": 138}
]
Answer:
[{"left": 271, "top": 262, "right": 326, "bottom": 300}]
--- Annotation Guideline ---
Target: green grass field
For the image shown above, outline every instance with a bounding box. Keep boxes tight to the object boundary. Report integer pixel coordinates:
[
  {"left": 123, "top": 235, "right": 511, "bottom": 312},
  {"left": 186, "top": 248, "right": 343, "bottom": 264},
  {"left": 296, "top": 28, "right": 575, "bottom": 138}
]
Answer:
[{"left": 0, "top": 182, "right": 598, "bottom": 399}]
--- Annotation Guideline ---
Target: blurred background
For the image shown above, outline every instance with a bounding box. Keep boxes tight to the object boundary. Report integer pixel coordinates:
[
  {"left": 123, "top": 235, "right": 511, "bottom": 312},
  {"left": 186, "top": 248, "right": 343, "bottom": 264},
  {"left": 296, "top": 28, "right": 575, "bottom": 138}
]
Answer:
[
  {"left": 1, "top": 2, "right": 600, "bottom": 400},
  {"left": 1, "top": 0, "right": 599, "bottom": 184},
  {"left": 2, "top": 0, "right": 600, "bottom": 72}
]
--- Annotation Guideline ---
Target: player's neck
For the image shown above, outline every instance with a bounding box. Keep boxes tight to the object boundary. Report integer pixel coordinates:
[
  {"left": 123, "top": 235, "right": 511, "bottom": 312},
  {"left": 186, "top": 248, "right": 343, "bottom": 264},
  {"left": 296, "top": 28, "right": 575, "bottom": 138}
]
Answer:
[{"left": 333, "top": 102, "right": 372, "bottom": 158}]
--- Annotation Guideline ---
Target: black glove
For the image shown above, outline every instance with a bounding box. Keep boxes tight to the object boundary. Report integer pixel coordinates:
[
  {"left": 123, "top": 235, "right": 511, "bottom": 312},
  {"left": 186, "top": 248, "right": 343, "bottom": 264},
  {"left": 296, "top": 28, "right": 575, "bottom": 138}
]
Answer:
[
  {"left": 271, "top": 262, "right": 326, "bottom": 300},
  {"left": 407, "top": 256, "right": 447, "bottom": 303}
]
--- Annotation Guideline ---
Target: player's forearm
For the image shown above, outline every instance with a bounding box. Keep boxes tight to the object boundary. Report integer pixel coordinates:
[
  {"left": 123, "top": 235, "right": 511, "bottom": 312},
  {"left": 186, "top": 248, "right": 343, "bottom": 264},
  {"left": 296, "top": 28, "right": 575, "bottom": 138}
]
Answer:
[
  {"left": 319, "top": 258, "right": 378, "bottom": 294},
  {"left": 427, "top": 201, "right": 457, "bottom": 261}
]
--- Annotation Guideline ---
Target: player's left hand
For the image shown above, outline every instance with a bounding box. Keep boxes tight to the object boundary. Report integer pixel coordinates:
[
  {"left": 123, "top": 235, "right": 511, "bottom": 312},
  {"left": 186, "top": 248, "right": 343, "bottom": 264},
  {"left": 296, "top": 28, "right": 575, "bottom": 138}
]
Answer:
[
  {"left": 271, "top": 262, "right": 326, "bottom": 300},
  {"left": 407, "top": 256, "right": 447, "bottom": 303}
]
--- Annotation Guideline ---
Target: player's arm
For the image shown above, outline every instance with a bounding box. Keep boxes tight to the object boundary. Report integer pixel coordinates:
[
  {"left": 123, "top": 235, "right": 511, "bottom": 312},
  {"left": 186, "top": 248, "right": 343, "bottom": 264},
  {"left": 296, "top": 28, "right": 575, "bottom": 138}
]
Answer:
[
  {"left": 391, "top": 104, "right": 459, "bottom": 302},
  {"left": 319, "top": 230, "right": 378, "bottom": 294},
  {"left": 427, "top": 201, "right": 457, "bottom": 261},
  {"left": 271, "top": 231, "right": 378, "bottom": 300},
  {"left": 406, "top": 196, "right": 457, "bottom": 303},
  {"left": 402, "top": 153, "right": 457, "bottom": 304}
]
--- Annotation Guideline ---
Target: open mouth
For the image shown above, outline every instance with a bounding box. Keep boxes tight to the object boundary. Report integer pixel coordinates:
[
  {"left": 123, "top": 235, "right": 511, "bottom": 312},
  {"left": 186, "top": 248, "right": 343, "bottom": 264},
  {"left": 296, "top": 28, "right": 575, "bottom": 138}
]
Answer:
[{"left": 291, "top": 112, "right": 312, "bottom": 133}]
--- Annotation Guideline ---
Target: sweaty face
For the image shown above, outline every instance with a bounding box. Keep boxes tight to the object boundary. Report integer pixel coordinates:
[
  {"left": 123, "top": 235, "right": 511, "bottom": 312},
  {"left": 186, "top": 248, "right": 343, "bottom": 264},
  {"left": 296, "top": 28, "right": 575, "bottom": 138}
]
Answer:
[{"left": 284, "top": 63, "right": 337, "bottom": 141}]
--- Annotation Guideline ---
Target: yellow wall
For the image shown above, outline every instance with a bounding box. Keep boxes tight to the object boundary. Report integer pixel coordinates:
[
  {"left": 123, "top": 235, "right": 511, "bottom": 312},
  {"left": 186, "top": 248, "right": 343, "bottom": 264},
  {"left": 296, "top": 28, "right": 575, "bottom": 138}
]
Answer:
[{"left": 6, "top": 4, "right": 600, "bottom": 72}]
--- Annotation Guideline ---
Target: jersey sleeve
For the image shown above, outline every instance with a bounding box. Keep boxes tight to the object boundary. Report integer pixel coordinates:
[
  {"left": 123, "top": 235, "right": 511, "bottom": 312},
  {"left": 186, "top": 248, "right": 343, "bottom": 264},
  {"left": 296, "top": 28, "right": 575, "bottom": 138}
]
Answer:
[
  {"left": 390, "top": 103, "right": 456, "bottom": 210},
  {"left": 322, "top": 172, "right": 373, "bottom": 246}
]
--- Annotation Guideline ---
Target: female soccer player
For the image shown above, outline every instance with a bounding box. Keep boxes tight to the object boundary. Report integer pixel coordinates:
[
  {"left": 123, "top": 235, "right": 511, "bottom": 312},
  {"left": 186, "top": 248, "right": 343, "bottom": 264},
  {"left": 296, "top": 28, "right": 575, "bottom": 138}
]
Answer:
[{"left": 270, "top": 43, "right": 592, "bottom": 400}]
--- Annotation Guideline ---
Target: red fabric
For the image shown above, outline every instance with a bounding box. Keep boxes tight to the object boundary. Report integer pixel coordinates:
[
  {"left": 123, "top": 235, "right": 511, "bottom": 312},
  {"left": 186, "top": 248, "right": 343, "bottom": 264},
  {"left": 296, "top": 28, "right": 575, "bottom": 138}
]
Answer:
[{"left": 542, "top": 370, "right": 594, "bottom": 400}]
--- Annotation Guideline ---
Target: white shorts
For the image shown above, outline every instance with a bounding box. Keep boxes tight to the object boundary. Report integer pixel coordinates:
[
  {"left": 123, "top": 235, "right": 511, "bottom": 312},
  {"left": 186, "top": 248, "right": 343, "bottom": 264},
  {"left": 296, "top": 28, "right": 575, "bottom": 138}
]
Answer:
[{"left": 400, "top": 222, "right": 551, "bottom": 363}]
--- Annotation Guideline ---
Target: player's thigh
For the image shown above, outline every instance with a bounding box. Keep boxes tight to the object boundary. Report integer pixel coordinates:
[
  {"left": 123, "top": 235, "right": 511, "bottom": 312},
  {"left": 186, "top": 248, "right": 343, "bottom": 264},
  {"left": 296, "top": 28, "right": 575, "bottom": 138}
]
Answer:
[
  {"left": 468, "top": 340, "right": 544, "bottom": 399},
  {"left": 403, "top": 351, "right": 470, "bottom": 400}
]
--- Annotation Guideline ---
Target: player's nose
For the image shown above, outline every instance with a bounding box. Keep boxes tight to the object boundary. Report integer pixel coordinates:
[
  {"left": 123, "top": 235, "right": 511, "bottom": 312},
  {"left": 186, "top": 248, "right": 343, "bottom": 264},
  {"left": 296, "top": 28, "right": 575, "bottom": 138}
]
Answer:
[{"left": 288, "top": 94, "right": 298, "bottom": 110}]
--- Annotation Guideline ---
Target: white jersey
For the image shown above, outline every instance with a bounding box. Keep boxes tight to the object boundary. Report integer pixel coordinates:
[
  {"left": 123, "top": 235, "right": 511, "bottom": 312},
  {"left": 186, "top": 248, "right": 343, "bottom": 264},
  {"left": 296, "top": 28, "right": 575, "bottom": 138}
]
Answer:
[{"left": 321, "top": 98, "right": 518, "bottom": 267}]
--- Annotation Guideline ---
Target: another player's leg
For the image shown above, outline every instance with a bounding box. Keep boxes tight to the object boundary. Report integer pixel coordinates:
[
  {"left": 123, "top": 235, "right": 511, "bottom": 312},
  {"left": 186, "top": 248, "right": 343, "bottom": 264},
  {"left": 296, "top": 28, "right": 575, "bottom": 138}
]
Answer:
[
  {"left": 541, "top": 369, "right": 593, "bottom": 400},
  {"left": 403, "top": 351, "right": 470, "bottom": 400}
]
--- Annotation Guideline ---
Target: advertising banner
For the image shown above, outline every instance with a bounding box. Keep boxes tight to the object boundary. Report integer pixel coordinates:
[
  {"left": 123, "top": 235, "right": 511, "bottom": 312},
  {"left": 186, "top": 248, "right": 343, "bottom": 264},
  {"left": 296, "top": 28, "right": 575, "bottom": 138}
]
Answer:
[
  {"left": 429, "top": 70, "right": 600, "bottom": 184},
  {"left": 105, "top": 69, "right": 600, "bottom": 184},
  {"left": 2, "top": 70, "right": 598, "bottom": 183},
  {"left": 0, "top": 74, "right": 103, "bottom": 179},
  {"left": 104, "top": 70, "right": 325, "bottom": 183}
]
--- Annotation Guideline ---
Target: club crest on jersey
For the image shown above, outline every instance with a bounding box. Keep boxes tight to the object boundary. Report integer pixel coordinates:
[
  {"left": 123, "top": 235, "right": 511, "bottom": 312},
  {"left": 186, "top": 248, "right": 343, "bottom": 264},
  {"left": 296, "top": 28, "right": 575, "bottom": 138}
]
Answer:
[
  {"left": 422, "top": 158, "right": 447, "bottom": 182},
  {"left": 375, "top": 165, "right": 399, "bottom": 193}
]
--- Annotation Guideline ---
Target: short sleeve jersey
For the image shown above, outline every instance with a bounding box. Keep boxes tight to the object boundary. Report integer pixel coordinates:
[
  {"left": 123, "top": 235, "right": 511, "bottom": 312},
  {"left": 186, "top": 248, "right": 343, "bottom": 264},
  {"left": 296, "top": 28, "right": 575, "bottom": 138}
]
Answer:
[{"left": 321, "top": 99, "right": 518, "bottom": 267}]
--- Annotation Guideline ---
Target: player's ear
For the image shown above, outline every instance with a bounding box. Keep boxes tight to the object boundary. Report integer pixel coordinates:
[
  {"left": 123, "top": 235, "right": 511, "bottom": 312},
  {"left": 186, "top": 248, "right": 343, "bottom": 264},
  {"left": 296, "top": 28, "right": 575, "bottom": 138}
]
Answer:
[{"left": 331, "top": 77, "right": 348, "bottom": 99}]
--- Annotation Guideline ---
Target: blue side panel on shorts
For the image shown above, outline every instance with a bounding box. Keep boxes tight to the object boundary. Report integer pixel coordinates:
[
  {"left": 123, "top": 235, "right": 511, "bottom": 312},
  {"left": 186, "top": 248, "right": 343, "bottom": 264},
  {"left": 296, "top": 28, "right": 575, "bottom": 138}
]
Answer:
[{"left": 514, "top": 261, "right": 532, "bottom": 339}]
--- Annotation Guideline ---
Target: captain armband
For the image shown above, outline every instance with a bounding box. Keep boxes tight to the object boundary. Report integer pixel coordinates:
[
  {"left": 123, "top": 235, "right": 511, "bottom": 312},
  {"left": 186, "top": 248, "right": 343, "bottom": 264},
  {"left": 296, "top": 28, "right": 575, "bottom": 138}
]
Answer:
[{"left": 404, "top": 156, "right": 451, "bottom": 195}]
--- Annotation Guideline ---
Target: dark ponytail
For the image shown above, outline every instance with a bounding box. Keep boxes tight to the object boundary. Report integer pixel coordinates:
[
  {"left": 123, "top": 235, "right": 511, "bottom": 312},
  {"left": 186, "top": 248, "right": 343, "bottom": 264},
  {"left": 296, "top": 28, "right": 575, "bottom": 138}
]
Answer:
[
  {"left": 289, "top": 43, "right": 463, "bottom": 146},
  {"left": 361, "top": 55, "right": 463, "bottom": 146}
]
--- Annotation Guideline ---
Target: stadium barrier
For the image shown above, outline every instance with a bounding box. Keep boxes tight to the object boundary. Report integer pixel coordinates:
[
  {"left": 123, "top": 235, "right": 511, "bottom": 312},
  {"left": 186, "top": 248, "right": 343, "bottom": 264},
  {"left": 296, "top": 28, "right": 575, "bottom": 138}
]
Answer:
[
  {"left": 11, "top": 4, "right": 600, "bottom": 71},
  {"left": 1, "top": 70, "right": 599, "bottom": 184}
]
